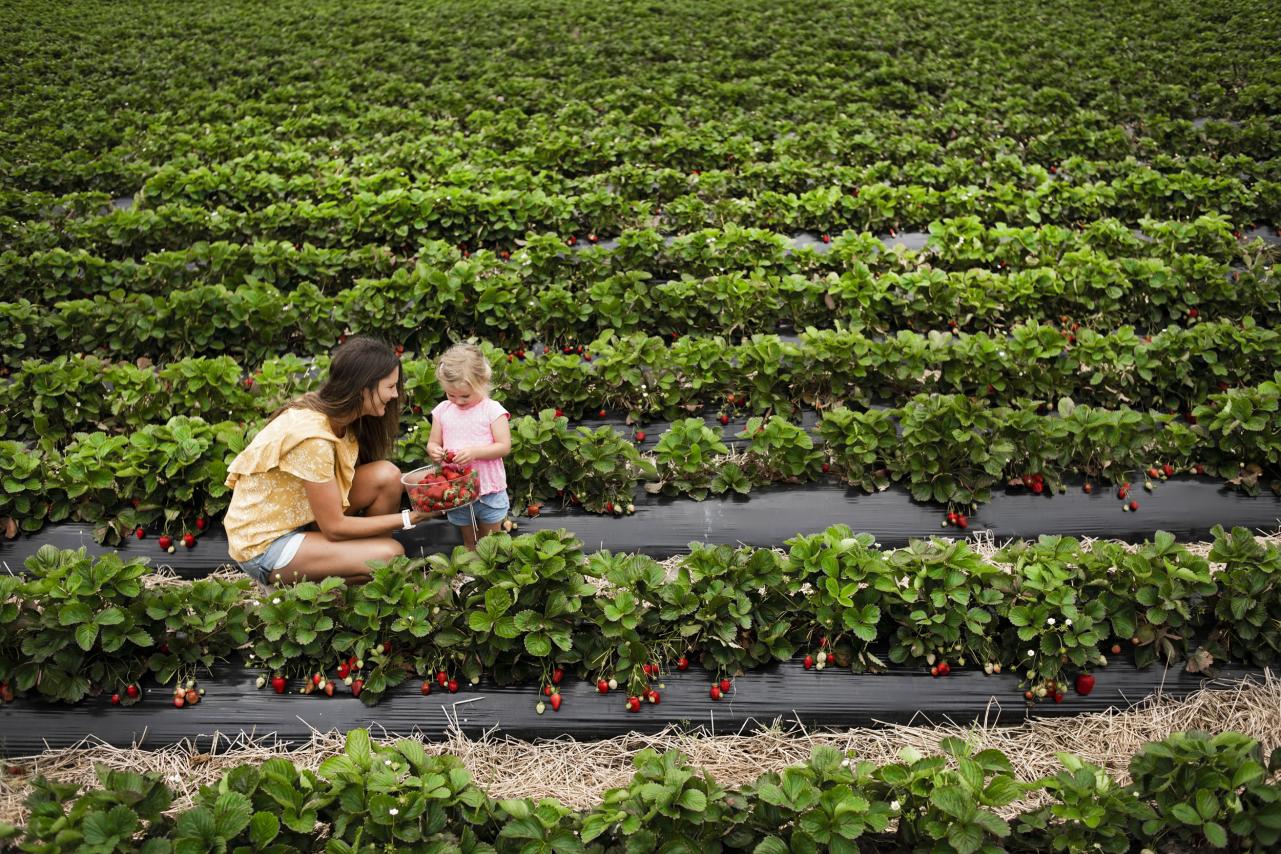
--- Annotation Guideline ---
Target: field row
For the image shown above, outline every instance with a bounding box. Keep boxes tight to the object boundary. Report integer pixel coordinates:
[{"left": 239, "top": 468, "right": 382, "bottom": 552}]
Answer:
[
  {"left": 3, "top": 525, "right": 1277, "bottom": 705},
  {"left": 6, "top": 322, "right": 1281, "bottom": 447},
  {"left": 4, "top": 378, "right": 1276, "bottom": 541},
  {"left": 4, "top": 257, "right": 1275, "bottom": 367},
  {"left": 5, "top": 727, "right": 1277, "bottom": 852},
  {"left": 2, "top": 215, "right": 1264, "bottom": 302},
  {"left": 5, "top": 174, "right": 1279, "bottom": 258}
]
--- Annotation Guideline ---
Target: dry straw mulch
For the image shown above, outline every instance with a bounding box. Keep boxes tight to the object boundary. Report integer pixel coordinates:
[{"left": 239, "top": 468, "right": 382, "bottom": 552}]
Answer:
[{"left": 2, "top": 670, "right": 1278, "bottom": 826}]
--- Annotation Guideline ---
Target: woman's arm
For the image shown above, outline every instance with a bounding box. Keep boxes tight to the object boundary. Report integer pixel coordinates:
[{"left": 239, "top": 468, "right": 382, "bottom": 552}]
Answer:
[
  {"left": 304, "top": 478, "right": 427, "bottom": 541},
  {"left": 449, "top": 416, "right": 512, "bottom": 464}
]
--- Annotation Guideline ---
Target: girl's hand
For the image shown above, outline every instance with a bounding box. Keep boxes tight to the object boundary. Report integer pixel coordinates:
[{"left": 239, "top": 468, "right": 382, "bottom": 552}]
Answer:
[
  {"left": 427, "top": 443, "right": 446, "bottom": 462},
  {"left": 449, "top": 448, "right": 476, "bottom": 465}
]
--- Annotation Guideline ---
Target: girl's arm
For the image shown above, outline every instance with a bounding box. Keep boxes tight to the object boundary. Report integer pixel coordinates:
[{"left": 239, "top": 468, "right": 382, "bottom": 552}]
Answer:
[
  {"left": 449, "top": 415, "right": 512, "bottom": 464},
  {"left": 425, "top": 417, "right": 446, "bottom": 462},
  {"left": 304, "top": 478, "right": 428, "bottom": 541}
]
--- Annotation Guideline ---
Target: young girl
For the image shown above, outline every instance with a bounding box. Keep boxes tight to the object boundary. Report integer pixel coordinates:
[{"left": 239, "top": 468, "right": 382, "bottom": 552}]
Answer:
[{"left": 425, "top": 343, "right": 512, "bottom": 548}]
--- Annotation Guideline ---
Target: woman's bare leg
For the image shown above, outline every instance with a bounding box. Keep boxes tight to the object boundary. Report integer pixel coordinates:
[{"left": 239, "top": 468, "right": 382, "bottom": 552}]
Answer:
[
  {"left": 270, "top": 531, "right": 404, "bottom": 585},
  {"left": 346, "top": 460, "right": 403, "bottom": 516}
]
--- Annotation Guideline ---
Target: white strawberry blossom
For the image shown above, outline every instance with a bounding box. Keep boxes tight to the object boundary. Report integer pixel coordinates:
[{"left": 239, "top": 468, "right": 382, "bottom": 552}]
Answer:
[
  {"left": 890, "top": 800, "right": 901, "bottom": 811},
  {"left": 272, "top": 597, "right": 281, "bottom": 605},
  {"left": 1047, "top": 617, "right": 1056, "bottom": 625},
  {"left": 1027, "top": 650, "right": 1035, "bottom": 657},
  {"left": 388, "top": 807, "right": 399, "bottom": 816}
]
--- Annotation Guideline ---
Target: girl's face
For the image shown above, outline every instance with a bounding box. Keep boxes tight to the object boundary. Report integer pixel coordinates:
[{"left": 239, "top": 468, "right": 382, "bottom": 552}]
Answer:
[
  {"left": 361, "top": 367, "right": 400, "bottom": 418},
  {"left": 443, "top": 382, "right": 480, "bottom": 408}
]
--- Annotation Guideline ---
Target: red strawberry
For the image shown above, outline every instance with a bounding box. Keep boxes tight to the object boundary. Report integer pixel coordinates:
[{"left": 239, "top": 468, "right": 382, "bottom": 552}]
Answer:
[
  {"left": 1147, "top": 467, "right": 1160, "bottom": 479},
  {"left": 931, "top": 665, "right": 939, "bottom": 677},
  {"left": 554, "top": 408, "right": 564, "bottom": 417},
  {"left": 676, "top": 656, "right": 689, "bottom": 671},
  {"left": 1053, "top": 692, "right": 1065, "bottom": 703},
  {"left": 337, "top": 663, "right": 350, "bottom": 679},
  {"left": 549, "top": 693, "right": 562, "bottom": 711},
  {"left": 821, "top": 234, "right": 831, "bottom": 243},
  {"left": 598, "top": 409, "right": 607, "bottom": 419},
  {"left": 804, "top": 655, "right": 814, "bottom": 670},
  {"left": 1187, "top": 308, "right": 1198, "bottom": 318},
  {"left": 1075, "top": 673, "right": 1095, "bottom": 696},
  {"left": 718, "top": 414, "right": 729, "bottom": 425},
  {"left": 158, "top": 535, "right": 172, "bottom": 550},
  {"left": 1194, "top": 464, "right": 1205, "bottom": 475},
  {"left": 1162, "top": 464, "right": 1174, "bottom": 477},
  {"left": 552, "top": 667, "right": 564, "bottom": 685},
  {"left": 566, "top": 236, "right": 577, "bottom": 246},
  {"left": 312, "top": 673, "right": 323, "bottom": 687},
  {"left": 135, "top": 527, "right": 145, "bottom": 539},
  {"left": 195, "top": 517, "right": 207, "bottom": 531},
  {"left": 938, "top": 662, "right": 951, "bottom": 676},
  {"left": 323, "top": 682, "right": 335, "bottom": 697},
  {"left": 350, "top": 679, "right": 363, "bottom": 698},
  {"left": 173, "top": 695, "right": 185, "bottom": 708},
  {"left": 947, "top": 512, "right": 958, "bottom": 525},
  {"left": 634, "top": 430, "right": 646, "bottom": 442},
  {"left": 956, "top": 515, "right": 968, "bottom": 530},
  {"left": 421, "top": 680, "right": 432, "bottom": 696},
  {"left": 437, "top": 671, "right": 448, "bottom": 686},
  {"left": 1083, "top": 483, "right": 1093, "bottom": 494},
  {"left": 821, "top": 463, "right": 830, "bottom": 473},
  {"left": 597, "top": 679, "right": 609, "bottom": 694},
  {"left": 588, "top": 234, "right": 598, "bottom": 243},
  {"left": 182, "top": 533, "right": 196, "bottom": 548},
  {"left": 271, "top": 675, "right": 286, "bottom": 694},
  {"left": 126, "top": 684, "right": 140, "bottom": 699},
  {"left": 543, "top": 684, "right": 553, "bottom": 697},
  {"left": 627, "top": 696, "right": 641, "bottom": 712},
  {"left": 647, "top": 690, "right": 661, "bottom": 705},
  {"left": 111, "top": 693, "right": 121, "bottom": 705},
  {"left": 719, "top": 678, "right": 731, "bottom": 693},
  {"left": 1111, "top": 643, "right": 1122, "bottom": 655},
  {"left": 500, "top": 250, "right": 510, "bottom": 260},
  {"left": 1031, "top": 481, "right": 1044, "bottom": 495},
  {"left": 447, "top": 678, "right": 459, "bottom": 693},
  {"left": 709, "top": 685, "right": 722, "bottom": 701},
  {"left": 1129, "top": 500, "right": 1139, "bottom": 511}
]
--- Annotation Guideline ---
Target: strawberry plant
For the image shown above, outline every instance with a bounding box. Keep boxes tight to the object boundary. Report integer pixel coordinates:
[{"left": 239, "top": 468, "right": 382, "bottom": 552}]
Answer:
[
  {"left": 1014, "top": 754, "right": 1155, "bottom": 853},
  {"left": 10, "top": 766, "right": 176, "bottom": 851},
  {"left": 1128, "top": 731, "right": 1281, "bottom": 851},
  {"left": 1199, "top": 524, "right": 1281, "bottom": 668},
  {"left": 317, "top": 730, "right": 491, "bottom": 849},
  {"left": 563, "top": 424, "right": 656, "bottom": 514},
  {"left": 871, "top": 738, "right": 1026, "bottom": 854},
  {"left": 144, "top": 576, "right": 252, "bottom": 687},
  {"left": 252, "top": 576, "right": 347, "bottom": 682},
  {"left": 460, "top": 530, "right": 592, "bottom": 684},
  {"left": 735, "top": 415, "right": 822, "bottom": 482},
  {"left": 741, "top": 746, "right": 893, "bottom": 851},
  {"left": 330, "top": 558, "right": 455, "bottom": 704},
  {"left": 582, "top": 749, "right": 744, "bottom": 848},
  {"left": 1192, "top": 374, "right": 1281, "bottom": 492},
  {"left": 657, "top": 543, "right": 795, "bottom": 674},
  {"left": 0, "top": 440, "right": 50, "bottom": 533},
  {"left": 784, "top": 527, "right": 896, "bottom": 671},
  {"left": 816, "top": 406, "right": 895, "bottom": 492},
  {"left": 579, "top": 550, "right": 674, "bottom": 694},
  {"left": 895, "top": 394, "right": 1013, "bottom": 506},
  {"left": 884, "top": 538, "right": 1007, "bottom": 670},
  {"left": 995, "top": 535, "right": 1109, "bottom": 692},
  {"left": 12, "top": 546, "right": 155, "bottom": 702},
  {"left": 651, "top": 417, "right": 738, "bottom": 500},
  {"left": 1093, "top": 533, "right": 1217, "bottom": 668}
]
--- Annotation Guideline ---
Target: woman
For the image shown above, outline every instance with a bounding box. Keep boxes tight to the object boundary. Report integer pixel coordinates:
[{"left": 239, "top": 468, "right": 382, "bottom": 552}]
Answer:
[{"left": 223, "top": 336, "right": 428, "bottom": 585}]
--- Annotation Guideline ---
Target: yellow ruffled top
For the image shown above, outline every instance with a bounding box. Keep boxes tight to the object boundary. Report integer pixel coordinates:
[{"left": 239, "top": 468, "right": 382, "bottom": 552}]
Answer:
[{"left": 223, "top": 407, "right": 358, "bottom": 562}]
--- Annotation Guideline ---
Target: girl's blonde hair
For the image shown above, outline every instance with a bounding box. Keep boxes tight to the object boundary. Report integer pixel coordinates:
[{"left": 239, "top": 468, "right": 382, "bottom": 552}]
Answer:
[{"left": 436, "top": 342, "right": 492, "bottom": 395}]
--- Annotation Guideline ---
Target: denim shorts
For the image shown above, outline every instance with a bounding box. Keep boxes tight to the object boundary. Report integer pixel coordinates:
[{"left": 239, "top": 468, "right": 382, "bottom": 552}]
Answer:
[
  {"left": 238, "top": 528, "right": 306, "bottom": 586},
  {"left": 447, "top": 490, "right": 510, "bottom": 527}
]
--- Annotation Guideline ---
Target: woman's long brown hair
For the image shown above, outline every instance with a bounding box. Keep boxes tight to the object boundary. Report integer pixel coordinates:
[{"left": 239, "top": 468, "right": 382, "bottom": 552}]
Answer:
[{"left": 271, "top": 336, "right": 403, "bottom": 464}]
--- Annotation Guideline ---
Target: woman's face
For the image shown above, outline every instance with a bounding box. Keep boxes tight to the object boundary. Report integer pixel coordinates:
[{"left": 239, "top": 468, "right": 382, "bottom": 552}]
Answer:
[{"left": 362, "top": 367, "right": 400, "bottom": 418}]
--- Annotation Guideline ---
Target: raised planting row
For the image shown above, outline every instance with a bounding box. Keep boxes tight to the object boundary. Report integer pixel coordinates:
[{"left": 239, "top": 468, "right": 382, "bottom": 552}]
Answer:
[
  {"left": 4, "top": 172, "right": 1279, "bottom": 264},
  {"left": 2, "top": 525, "right": 1279, "bottom": 710},
  {"left": 6, "top": 728, "right": 1281, "bottom": 852},
  {"left": 3, "top": 378, "right": 1278, "bottom": 543},
  {"left": 3, "top": 215, "right": 1266, "bottom": 305},
  {"left": 7, "top": 320, "right": 1281, "bottom": 449}
]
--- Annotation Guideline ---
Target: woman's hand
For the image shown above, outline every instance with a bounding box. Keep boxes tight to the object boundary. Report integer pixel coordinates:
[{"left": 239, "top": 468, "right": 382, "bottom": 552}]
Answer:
[
  {"left": 409, "top": 510, "right": 433, "bottom": 525},
  {"left": 427, "top": 442, "right": 446, "bottom": 463}
]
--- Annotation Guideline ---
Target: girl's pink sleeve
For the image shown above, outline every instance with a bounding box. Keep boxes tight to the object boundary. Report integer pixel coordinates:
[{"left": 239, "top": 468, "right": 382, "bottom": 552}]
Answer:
[{"left": 487, "top": 399, "right": 510, "bottom": 422}]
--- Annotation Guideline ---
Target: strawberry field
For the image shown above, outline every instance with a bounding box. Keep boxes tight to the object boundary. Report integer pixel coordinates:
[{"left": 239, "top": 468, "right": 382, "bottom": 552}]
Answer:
[{"left": 3, "top": 0, "right": 1281, "bottom": 847}]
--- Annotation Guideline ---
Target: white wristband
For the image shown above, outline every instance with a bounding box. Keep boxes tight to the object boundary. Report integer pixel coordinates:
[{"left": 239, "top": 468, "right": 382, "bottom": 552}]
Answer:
[{"left": 401, "top": 509, "right": 413, "bottom": 530}]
